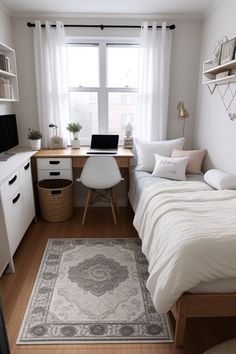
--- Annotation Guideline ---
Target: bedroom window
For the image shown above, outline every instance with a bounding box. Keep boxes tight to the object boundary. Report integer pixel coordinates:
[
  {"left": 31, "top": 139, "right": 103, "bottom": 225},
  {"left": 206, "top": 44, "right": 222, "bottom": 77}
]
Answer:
[{"left": 67, "top": 41, "right": 139, "bottom": 144}]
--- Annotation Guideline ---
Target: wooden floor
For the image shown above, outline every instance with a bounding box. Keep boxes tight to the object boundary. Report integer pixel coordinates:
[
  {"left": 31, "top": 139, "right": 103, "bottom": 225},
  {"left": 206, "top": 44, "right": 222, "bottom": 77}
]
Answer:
[{"left": 1, "top": 207, "right": 236, "bottom": 354}]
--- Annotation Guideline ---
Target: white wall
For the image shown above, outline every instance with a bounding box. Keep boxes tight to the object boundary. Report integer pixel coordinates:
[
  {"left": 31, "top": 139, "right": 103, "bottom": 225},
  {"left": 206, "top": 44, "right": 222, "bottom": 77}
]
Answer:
[
  {"left": 0, "top": 4, "right": 13, "bottom": 115},
  {"left": 194, "top": 0, "right": 236, "bottom": 174},
  {"left": 11, "top": 16, "right": 202, "bottom": 148}
]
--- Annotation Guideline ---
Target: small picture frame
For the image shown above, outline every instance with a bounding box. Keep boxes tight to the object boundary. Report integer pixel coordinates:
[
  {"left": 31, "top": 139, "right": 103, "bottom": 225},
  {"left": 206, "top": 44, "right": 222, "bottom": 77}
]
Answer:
[
  {"left": 220, "top": 38, "right": 236, "bottom": 64},
  {"left": 212, "top": 44, "right": 222, "bottom": 67}
]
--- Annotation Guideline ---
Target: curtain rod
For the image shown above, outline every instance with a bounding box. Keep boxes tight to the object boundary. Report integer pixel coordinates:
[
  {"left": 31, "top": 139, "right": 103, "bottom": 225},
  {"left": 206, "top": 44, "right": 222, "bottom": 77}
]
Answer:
[{"left": 27, "top": 22, "right": 175, "bottom": 30}]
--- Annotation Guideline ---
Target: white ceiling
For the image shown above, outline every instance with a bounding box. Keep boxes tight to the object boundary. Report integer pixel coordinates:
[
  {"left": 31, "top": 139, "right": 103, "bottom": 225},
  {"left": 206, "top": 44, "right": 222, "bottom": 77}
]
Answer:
[{"left": 1, "top": 0, "right": 216, "bottom": 17}]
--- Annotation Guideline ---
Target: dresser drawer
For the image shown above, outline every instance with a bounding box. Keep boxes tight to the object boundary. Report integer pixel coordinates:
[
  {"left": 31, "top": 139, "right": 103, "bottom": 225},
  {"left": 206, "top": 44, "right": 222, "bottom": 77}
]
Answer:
[
  {"left": 37, "top": 157, "right": 72, "bottom": 170},
  {"left": 1, "top": 170, "right": 21, "bottom": 202},
  {"left": 37, "top": 169, "right": 73, "bottom": 181},
  {"left": 4, "top": 187, "right": 25, "bottom": 256}
]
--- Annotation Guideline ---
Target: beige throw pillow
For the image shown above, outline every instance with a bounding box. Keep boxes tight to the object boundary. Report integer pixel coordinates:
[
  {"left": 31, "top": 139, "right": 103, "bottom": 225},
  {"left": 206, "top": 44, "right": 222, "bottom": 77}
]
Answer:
[{"left": 171, "top": 149, "right": 206, "bottom": 174}]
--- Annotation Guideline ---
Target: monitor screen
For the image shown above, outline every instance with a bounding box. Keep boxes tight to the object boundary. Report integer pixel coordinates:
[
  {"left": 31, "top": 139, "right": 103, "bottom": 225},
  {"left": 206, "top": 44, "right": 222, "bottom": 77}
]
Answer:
[{"left": 0, "top": 114, "right": 19, "bottom": 153}]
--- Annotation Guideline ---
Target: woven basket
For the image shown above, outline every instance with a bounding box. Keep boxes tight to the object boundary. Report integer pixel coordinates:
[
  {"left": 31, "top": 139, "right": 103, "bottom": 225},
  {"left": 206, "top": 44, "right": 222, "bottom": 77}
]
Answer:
[{"left": 37, "top": 179, "right": 73, "bottom": 222}]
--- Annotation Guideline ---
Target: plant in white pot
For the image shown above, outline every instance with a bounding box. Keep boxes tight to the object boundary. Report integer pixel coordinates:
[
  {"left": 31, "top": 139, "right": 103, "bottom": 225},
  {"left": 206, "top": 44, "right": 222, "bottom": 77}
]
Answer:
[
  {"left": 66, "top": 122, "right": 82, "bottom": 149},
  {"left": 27, "top": 129, "right": 42, "bottom": 151}
]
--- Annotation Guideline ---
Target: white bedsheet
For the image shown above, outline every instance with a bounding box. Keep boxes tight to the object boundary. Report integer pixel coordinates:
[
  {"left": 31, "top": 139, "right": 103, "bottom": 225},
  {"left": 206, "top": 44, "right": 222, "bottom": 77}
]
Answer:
[
  {"left": 128, "top": 170, "right": 204, "bottom": 212},
  {"left": 133, "top": 181, "right": 236, "bottom": 313}
]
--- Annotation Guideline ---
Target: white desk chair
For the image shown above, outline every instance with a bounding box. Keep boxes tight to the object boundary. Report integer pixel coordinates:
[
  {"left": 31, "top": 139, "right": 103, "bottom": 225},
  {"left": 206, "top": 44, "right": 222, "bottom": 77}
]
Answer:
[{"left": 77, "top": 156, "right": 123, "bottom": 225}]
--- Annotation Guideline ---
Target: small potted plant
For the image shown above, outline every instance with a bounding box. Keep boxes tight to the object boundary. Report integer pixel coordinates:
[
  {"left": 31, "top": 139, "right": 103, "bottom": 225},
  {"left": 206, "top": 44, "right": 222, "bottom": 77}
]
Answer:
[
  {"left": 66, "top": 122, "right": 82, "bottom": 149},
  {"left": 27, "top": 129, "right": 42, "bottom": 150}
]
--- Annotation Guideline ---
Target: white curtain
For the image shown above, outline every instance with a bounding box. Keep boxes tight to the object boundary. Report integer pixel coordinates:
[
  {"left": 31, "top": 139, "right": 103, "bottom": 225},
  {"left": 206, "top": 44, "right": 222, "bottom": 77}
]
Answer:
[
  {"left": 33, "top": 21, "right": 69, "bottom": 148},
  {"left": 135, "top": 22, "right": 172, "bottom": 141}
]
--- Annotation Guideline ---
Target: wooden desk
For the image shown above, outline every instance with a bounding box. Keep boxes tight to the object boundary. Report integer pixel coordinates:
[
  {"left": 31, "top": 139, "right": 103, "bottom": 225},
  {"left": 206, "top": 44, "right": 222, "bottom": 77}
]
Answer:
[{"left": 34, "top": 147, "right": 134, "bottom": 187}]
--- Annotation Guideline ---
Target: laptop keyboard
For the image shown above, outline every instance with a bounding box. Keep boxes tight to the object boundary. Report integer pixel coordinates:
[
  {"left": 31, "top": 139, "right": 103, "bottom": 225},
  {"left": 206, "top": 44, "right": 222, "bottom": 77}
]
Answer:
[{"left": 86, "top": 152, "right": 117, "bottom": 155}]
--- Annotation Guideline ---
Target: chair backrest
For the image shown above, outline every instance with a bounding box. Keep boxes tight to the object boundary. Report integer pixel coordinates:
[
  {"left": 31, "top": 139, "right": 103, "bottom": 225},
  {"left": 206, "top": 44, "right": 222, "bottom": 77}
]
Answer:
[{"left": 80, "top": 156, "right": 123, "bottom": 189}]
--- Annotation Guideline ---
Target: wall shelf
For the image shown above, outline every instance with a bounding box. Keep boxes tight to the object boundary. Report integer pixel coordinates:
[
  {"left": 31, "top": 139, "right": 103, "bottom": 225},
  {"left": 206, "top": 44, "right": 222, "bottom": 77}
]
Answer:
[
  {"left": 0, "top": 41, "right": 19, "bottom": 102},
  {"left": 203, "top": 74, "right": 236, "bottom": 86},
  {"left": 202, "top": 56, "right": 236, "bottom": 111}
]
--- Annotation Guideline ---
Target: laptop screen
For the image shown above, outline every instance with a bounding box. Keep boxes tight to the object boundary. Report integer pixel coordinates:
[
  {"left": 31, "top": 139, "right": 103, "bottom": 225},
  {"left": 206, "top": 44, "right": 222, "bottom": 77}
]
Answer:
[{"left": 90, "top": 135, "right": 119, "bottom": 150}]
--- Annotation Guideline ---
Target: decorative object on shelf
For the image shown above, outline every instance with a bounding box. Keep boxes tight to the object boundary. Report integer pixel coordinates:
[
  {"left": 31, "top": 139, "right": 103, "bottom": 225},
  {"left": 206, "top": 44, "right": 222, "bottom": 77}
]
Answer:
[
  {"left": 220, "top": 38, "right": 236, "bottom": 65},
  {"left": 48, "top": 123, "right": 64, "bottom": 149},
  {"left": 66, "top": 122, "right": 82, "bottom": 149},
  {"left": 215, "top": 71, "right": 230, "bottom": 80},
  {"left": 211, "top": 36, "right": 228, "bottom": 67},
  {"left": 123, "top": 122, "right": 133, "bottom": 149},
  {"left": 177, "top": 100, "right": 189, "bottom": 137},
  {"left": 27, "top": 129, "right": 42, "bottom": 150}
]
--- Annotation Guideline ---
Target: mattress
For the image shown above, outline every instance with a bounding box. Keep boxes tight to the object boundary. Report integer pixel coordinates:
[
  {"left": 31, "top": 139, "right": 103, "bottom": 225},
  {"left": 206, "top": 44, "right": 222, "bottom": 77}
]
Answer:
[
  {"left": 128, "top": 170, "right": 205, "bottom": 212},
  {"left": 129, "top": 169, "right": 236, "bottom": 294}
]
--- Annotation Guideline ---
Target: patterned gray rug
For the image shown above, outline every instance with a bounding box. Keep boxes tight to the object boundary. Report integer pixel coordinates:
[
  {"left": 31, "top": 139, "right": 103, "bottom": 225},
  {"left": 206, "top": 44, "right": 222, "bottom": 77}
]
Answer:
[{"left": 17, "top": 238, "right": 173, "bottom": 344}]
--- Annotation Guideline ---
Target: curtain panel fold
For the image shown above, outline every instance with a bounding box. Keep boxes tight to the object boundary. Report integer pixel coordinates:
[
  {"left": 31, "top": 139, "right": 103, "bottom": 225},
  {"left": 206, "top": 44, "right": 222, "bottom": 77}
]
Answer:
[
  {"left": 33, "top": 21, "right": 69, "bottom": 148},
  {"left": 135, "top": 22, "right": 172, "bottom": 141}
]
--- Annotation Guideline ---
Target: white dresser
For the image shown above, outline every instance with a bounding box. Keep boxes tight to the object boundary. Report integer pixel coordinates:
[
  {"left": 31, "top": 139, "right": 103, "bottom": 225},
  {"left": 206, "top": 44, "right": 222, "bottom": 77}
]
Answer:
[{"left": 0, "top": 149, "right": 36, "bottom": 276}]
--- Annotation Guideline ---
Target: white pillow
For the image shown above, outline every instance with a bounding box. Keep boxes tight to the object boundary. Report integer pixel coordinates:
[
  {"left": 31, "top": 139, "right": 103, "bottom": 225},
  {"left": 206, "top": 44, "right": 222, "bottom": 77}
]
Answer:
[
  {"left": 152, "top": 154, "right": 188, "bottom": 181},
  {"left": 135, "top": 137, "right": 185, "bottom": 172},
  {"left": 204, "top": 169, "right": 236, "bottom": 190}
]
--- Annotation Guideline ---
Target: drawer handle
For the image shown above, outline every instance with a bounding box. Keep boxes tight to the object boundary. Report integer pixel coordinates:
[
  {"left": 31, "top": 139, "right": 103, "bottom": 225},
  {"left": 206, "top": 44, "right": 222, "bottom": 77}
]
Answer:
[
  {"left": 51, "top": 190, "right": 61, "bottom": 195},
  {"left": 49, "top": 161, "right": 60, "bottom": 165},
  {"left": 9, "top": 175, "right": 17, "bottom": 185},
  {"left": 24, "top": 162, "right": 30, "bottom": 170},
  {"left": 49, "top": 172, "right": 60, "bottom": 176},
  {"left": 12, "top": 193, "right": 20, "bottom": 204}
]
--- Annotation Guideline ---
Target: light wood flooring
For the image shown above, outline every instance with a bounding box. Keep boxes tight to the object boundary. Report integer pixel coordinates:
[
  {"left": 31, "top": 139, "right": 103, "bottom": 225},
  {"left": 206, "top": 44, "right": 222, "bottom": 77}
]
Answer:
[{"left": 1, "top": 207, "right": 236, "bottom": 354}]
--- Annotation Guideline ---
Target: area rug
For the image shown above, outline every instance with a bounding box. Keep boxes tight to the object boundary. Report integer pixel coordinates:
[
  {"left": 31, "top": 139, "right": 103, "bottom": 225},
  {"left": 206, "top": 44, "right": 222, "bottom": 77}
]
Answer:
[{"left": 17, "top": 238, "right": 173, "bottom": 344}]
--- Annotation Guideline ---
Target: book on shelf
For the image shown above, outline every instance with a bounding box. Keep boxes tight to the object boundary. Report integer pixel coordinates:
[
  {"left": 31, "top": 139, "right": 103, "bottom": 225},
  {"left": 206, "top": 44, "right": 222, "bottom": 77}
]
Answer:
[
  {"left": 0, "top": 52, "right": 11, "bottom": 73},
  {"left": 0, "top": 77, "right": 14, "bottom": 99}
]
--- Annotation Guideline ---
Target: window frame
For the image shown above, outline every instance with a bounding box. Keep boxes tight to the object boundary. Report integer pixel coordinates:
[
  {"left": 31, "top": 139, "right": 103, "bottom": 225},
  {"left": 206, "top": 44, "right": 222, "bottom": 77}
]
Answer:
[{"left": 66, "top": 37, "right": 139, "bottom": 144}]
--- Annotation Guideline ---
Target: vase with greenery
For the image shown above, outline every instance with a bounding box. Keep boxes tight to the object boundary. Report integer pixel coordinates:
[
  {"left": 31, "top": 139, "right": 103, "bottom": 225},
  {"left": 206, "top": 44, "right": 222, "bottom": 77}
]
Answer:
[
  {"left": 66, "top": 122, "right": 82, "bottom": 149},
  {"left": 27, "top": 129, "right": 42, "bottom": 150}
]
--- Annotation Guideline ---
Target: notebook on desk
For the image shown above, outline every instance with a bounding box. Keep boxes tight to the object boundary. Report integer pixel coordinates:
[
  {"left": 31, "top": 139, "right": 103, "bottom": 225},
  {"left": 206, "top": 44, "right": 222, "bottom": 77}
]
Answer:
[{"left": 87, "top": 134, "right": 119, "bottom": 155}]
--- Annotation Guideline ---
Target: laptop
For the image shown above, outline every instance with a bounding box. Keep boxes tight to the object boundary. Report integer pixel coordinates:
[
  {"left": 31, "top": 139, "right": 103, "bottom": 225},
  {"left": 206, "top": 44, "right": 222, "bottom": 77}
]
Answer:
[{"left": 87, "top": 134, "right": 119, "bottom": 154}]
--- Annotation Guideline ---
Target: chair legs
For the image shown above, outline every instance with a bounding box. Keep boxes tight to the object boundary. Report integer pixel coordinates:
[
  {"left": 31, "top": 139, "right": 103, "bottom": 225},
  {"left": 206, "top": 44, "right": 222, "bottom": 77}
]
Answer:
[
  {"left": 81, "top": 188, "right": 118, "bottom": 225},
  {"left": 82, "top": 189, "right": 91, "bottom": 226},
  {"left": 111, "top": 189, "right": 120, "bottom": 215},
  {"left": 109, "top": 189, "right": 117, "bottom": 224}
]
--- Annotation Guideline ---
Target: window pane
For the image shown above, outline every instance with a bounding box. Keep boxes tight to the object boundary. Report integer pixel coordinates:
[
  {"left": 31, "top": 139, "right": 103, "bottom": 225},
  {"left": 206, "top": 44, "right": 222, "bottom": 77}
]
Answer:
[
  {"left": 67, "top": 45, "right": 99, "bottom": 87},
  {"left": 107, "top": 46, "right": 139, "bottom": 88},
  {"left": 69, "top": 92, "right": 98, "bottom": 142},
  {"left": 108, "top": 92, "right": 137, "bottom": 137}
]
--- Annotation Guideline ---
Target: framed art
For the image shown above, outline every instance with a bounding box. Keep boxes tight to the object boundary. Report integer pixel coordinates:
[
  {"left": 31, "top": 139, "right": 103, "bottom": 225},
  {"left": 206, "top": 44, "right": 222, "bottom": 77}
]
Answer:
[
  {"left": 212, "top": 43, "right": 222, "bottom": 67},
  {"left": 220, "top": 38, "right": 236, "bottom": 64}
]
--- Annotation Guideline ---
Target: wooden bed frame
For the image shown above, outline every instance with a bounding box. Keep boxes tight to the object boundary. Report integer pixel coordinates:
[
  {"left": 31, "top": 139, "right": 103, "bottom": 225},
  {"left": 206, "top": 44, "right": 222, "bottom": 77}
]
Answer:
[{"left": 171, "top": 293, "right": 236, "bottom": 346}]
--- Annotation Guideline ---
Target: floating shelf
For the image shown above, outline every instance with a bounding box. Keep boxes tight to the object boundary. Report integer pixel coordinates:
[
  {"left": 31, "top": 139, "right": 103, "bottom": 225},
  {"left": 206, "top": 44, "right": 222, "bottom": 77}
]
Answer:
[
  {"left": 203, "top": 58, "right": 236, "bottom": 75},
  {"left": 202, "top": 74, "right": 236, "bottom": 85},
  {"left": 202, "top": 54, "right": 236, "bottom": 110},
  {"left": 0, "top": 69, "right": 17, "bottom": 78}
]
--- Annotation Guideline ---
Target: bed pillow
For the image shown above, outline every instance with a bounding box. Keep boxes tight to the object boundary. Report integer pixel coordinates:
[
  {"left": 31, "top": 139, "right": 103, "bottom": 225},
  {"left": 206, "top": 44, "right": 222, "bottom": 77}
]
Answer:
[
  {"left": 152, "top": 154, "right": 188, "bottom": 181},
  {"left": 171, "top": 149, "right": 207, "bottom": 174},
  {"left": 135, "top": 137, "right": 185, "bottom": 172},
  {"left": 204, "top": 169, "right": 236, "bottom": 190}
]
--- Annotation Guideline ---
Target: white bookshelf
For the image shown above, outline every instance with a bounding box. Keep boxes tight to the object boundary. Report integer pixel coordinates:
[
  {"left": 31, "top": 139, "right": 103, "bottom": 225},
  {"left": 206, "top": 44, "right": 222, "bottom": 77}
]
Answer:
[{"left": 0, "top": 41, "right": 19, "bottom": 101}]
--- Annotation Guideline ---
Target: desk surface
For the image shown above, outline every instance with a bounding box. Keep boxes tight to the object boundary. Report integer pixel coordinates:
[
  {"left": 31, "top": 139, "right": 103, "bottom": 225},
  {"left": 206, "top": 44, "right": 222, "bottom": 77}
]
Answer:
[{"left": 35, "top": 147, "right": 133, "bottom": 158}]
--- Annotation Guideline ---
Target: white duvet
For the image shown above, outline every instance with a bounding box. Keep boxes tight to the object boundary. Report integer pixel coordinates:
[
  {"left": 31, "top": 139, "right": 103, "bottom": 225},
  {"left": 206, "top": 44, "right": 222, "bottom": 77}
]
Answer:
[{"left": 133, "top": 181, "right": 236, "bottom": 313}]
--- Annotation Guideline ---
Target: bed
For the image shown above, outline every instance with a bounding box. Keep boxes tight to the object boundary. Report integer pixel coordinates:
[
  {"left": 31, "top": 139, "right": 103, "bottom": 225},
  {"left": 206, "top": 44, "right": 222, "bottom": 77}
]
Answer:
[{"left": 129, "top": 170, "right": 236, "bottom": 346}]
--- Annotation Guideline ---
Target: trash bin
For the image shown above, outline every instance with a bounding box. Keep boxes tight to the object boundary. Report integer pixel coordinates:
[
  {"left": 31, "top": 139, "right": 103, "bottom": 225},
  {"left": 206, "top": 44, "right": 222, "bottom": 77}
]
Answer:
[{"left": 37, "top": 179, "right": 73, "bottom": 222}]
